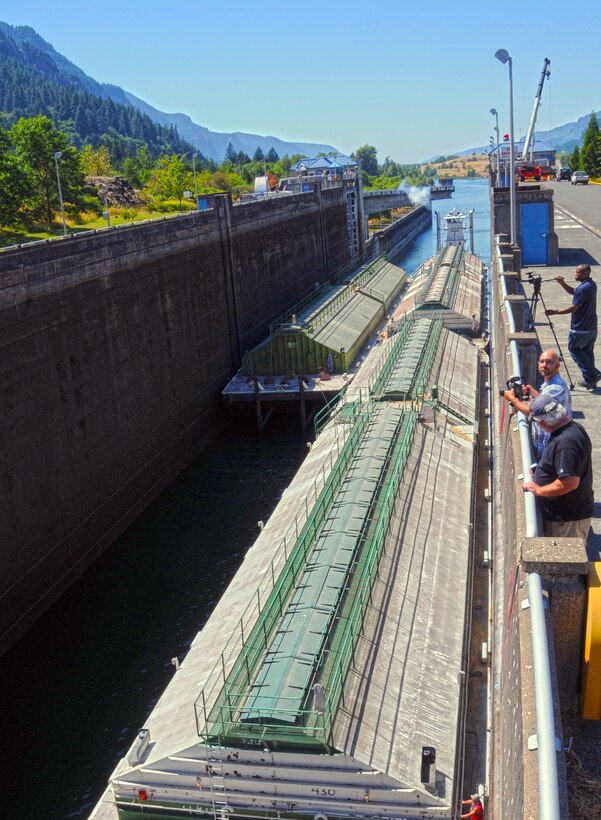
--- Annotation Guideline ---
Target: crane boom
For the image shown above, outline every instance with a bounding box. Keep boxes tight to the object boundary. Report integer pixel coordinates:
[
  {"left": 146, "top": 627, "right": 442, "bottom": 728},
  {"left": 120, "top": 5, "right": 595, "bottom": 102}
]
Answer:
[{"left": 522, "top": 58, "right": 551, "bottom": 161}]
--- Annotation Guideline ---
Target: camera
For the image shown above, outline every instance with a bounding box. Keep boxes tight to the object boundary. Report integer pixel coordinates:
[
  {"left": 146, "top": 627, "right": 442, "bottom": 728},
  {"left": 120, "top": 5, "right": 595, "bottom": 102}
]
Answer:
[
  {"left": 499, "top": 375, "right": 530, "bottom": 400},
  {"left": 526, "top": 270, "right": 545, "bottom": 295}
]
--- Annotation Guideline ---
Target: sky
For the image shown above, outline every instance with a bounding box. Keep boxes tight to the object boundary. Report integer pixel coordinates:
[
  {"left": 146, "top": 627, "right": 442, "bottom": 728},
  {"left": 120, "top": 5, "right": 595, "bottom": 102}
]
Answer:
[{"left": 2, "top": 0, "right": 600, "bottom": 164}]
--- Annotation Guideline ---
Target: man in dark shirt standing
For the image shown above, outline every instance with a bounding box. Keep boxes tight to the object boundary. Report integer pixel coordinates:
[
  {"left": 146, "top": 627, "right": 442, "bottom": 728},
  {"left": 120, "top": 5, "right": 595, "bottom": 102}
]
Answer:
[
  {"left": 522, "top": 396, "right": 593, "bottom": 541},
  {"left": 546, "top": 263, "right": 601, "bottom": 389}
]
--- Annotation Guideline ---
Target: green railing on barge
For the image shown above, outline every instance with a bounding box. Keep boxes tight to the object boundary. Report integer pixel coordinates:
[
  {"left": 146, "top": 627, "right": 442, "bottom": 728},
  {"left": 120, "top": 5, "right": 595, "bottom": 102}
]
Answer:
[{"left": 194, "top": 407, "right": 418, "bottom": 751}]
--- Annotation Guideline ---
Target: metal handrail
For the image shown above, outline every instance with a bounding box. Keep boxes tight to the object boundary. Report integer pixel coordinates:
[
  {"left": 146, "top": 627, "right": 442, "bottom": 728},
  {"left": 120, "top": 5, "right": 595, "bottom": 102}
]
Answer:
[
  {"left": 527, "top": 573, "right": 561, "bottom": 820},
  {"left": 499, "top": 264, "right": 539, "bottom": 537},
  {"left": 497, "top": 242, "right": 559, "bottom": 818}
]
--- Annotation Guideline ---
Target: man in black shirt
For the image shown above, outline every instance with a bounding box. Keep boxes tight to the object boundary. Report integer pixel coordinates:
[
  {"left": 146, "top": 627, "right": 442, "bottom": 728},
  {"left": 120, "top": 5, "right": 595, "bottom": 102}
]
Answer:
[
  {"left": 522, "top": 395, "right": 593, "bottom": 541},
  {"left": 546, "top": 263, "right": 601, "bottom": 389}
]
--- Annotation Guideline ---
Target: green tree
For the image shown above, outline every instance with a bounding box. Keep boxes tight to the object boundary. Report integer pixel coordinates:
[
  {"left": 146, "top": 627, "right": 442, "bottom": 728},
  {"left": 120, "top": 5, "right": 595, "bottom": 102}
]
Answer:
[
  {"left": 273, "top": 155, "right": 294, "bottom": 178},
  {"left": 265, "top": 147, "right": 279, "bottom": 163},
  {"left": 253, "top": 146, "right": 264, "bottom": 162},
  {"left": 353, "top": 144, "right": 378, "bottom": 176},
  {"left": 225, "top": 142, "right": 237, "bottom": 163},
  {"left": 569, "top": 145, "right": 581, "bottom": 171},
  {"left": 146, "top": 154, "right": 187, "bottom": 206},
  {"left": 380, "top": 156, "right": 403, "bottom": 177},
  {"left": 580, "top": 112, "right": 601, "bottom": 177},
  {"left": 121, "top": 145, "right": 155, "bottom": 187},
  {"left": 10, "top": 115, "right": 84, "bottom": 227},
  {"left": 80, "top": 144, "right": 113, "bottom": 176},
  {"left": 0, "top": 124, "right": 29, "bottom": 227}
]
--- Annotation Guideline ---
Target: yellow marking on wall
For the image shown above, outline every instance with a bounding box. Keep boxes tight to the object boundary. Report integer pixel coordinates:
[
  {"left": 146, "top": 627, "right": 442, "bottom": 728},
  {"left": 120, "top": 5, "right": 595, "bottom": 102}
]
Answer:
[{"left": 582, "top": 562, "right": 601, "bottom": 720}]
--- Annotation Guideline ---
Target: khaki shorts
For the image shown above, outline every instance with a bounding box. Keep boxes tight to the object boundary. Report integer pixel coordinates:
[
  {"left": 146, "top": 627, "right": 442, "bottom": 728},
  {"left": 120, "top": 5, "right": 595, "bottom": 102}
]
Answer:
[{"left": 542, "top": 517, "right": 591, "bottom": 542}]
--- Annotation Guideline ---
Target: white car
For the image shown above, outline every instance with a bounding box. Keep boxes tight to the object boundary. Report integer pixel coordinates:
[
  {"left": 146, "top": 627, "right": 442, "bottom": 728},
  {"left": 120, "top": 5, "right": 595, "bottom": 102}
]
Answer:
[{"left": 571, "top": 170, "right": 589, "bottom": 185}]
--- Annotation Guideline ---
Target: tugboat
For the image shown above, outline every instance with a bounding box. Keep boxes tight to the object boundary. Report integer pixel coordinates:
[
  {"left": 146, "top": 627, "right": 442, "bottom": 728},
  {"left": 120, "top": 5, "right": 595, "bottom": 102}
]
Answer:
[
  {"left": 444, "top": 207, "right": 467, "bottom": 245},
  {"left": 434, "top": 205, "right": 474, "bottom": 252}
]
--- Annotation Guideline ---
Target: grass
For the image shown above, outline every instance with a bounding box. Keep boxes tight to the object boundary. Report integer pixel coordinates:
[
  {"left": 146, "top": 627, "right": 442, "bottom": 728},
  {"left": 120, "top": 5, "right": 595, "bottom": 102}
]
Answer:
[
  {"left": 421, "top": 153, "right": 489, "bottom": 179},
  {"left": 0, "top": 201, "right": 203, "bottom": 249}
]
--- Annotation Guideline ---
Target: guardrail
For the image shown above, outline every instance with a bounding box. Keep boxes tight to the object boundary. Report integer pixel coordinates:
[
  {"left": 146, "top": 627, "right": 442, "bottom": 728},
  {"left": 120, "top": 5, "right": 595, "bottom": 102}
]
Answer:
[
  {"left": 498, "top": 260, "right": 539, "bottom": 537},
  {"left": 495, "top": 238, "right": 560, "bottom": 820}
]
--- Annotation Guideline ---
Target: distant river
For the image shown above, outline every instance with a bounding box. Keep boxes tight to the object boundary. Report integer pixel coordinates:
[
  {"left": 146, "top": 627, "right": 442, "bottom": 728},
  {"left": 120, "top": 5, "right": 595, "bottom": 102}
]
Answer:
[{"left": 0, "top": 178, "right": 490, "bottom": 820}]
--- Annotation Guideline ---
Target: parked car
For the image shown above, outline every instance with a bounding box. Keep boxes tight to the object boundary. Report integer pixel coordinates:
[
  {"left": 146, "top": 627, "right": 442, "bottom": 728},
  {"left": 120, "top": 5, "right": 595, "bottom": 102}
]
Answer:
[
  {"left": 571, "top": 170, "right": 589, "bottom": 185},
  {"left": 556, "top": 168, "right": 572, "bottom": 181}
]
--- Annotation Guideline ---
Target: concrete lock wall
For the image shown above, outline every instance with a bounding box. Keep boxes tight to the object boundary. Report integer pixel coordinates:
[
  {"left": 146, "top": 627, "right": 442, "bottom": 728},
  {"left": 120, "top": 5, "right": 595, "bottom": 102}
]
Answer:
[
  {"left": 366, "top": 204, "right": 431, "bottom": 260},
  {"left": 0, "top": 186, "right": 425, "bottom": 655}
]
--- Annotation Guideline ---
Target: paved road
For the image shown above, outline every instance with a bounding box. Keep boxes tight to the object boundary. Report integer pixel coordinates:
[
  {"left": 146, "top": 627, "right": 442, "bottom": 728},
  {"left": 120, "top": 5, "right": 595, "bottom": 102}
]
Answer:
[
  {"left": 524, "top": 179, "right": 601, "bottom": 553},
  {"left": 550, "top": 177, "right": 601, "bottom": 240}
]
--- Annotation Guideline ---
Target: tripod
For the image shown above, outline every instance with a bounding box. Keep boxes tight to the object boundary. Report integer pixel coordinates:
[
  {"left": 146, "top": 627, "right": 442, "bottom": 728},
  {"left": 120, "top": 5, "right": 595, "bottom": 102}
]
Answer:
[{"left": 526, "top": 273, "right": 575, "bottom": 390}]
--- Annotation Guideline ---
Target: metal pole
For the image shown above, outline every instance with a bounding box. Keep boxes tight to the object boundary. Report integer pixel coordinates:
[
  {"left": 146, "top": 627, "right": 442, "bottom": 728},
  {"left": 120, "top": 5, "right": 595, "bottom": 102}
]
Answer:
[
  {"left": 490, "top": 109, "right": 501, "bottom": 186},
  {"left": 508, "top": 56, "right": 517, "bottom": 245},
  {"left": 101, "top": 188, "right": 111, "bottom": 227},
  {"left": 53, "top": 151, "right": 67, "bottom": 235},
  {"left": 495, "top": 50, "right": 517, "bottom": 244},
  {"left": 192, "top": 152, "right": 199, "bottom": 207}
]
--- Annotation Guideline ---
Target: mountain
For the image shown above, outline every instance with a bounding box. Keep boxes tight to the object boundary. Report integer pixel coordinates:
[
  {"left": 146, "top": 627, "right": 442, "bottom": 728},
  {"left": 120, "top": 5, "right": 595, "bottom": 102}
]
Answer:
[
  {"left": 0, "top": 21, "right": 338, "bottom": 162},
  {"left": 437, "top": 112, "right": 601, "bottom": 161},
  {"left": 535, "top": 113, "right": 601, "bottom": 153},
  {"left": 0, "top": 23, "right": 195, "bottom": 161},
  {"left": 121, "top": 89, "right": 338, "bottom": 165}
]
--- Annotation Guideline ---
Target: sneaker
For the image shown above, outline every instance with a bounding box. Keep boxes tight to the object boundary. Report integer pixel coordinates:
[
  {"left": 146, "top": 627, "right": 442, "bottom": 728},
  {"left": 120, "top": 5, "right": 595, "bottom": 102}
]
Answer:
[{"left": 579, "top": 379, "right": 599, "bottom": 390}]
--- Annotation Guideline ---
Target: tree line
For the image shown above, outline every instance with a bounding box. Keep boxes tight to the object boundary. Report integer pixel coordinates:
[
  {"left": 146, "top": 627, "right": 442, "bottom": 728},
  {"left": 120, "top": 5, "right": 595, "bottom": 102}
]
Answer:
[
  {"left": 0, "top": 117, "right": 434, "bottom": 236},
  {"left": 565, "top": 113, "right": 601, "bottom": 177},
  {"left": 352, "top": 144, "right": 435, "bottom": 188},
  {"left": 0, "top": 35, "right": 194, "bottom": 162},
  {"left": 0, "top": 115, "right": 305, "bottom": 231}
]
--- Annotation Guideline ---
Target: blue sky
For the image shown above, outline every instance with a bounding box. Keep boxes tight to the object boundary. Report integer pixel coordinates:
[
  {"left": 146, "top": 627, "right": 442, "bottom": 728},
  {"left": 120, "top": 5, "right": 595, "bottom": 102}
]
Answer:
[{"left": 2, "top": 0, "right": 600, "bottom": 163}]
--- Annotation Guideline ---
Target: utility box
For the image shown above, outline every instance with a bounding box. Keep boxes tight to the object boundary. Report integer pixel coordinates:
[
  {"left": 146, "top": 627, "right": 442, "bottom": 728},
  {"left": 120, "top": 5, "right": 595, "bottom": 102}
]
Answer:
[{"left": 254, "top": 176, "right": 270, "bottom": 196}]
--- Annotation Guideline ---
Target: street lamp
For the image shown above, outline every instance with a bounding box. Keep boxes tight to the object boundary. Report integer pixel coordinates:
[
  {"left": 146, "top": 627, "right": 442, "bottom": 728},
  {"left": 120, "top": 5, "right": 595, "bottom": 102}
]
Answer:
[
  {"left": 490, "top": 108, "right": 501, "bottom": 186},
  {"left": 53, "top": 150, "right": 67, "bottom": 236},
  {"left": 494, "top": 49, "right": 517, "bottom": 246},
  {"left": 192, "top": 152, "right": 199, "bottom": 208},
  {"left": 100, "top": 186, "right": 111, "bottom": 227}
]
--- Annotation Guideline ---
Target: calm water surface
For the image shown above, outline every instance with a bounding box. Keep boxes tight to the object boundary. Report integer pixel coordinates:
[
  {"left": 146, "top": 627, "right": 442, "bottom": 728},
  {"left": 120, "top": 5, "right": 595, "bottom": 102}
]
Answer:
[{"left": 0, "top": 179, "right": 490, "bottom": 819}]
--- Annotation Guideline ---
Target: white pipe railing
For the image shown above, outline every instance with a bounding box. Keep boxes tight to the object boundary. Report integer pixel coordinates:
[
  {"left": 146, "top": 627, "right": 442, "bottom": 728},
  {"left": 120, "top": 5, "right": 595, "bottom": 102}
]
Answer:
[
  {"left": 499, "top": 267, "right": 539, "bottom": 536},
  {"left": 527, "top": 573, "right": 561, "bottom": 820},
  {"left": 496, "top": 242, "right": 560, "bottom": 819}
]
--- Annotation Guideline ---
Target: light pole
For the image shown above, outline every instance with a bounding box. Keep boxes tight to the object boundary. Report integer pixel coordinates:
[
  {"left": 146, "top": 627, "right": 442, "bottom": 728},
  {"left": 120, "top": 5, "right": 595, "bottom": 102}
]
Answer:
[
  {"left": 53, "top": 150, "right": 67, "bottom": 236},
  {"left": 495, "top": 49, "right": 517, "bottom": 246},
  {"left": 192, "top": 152, "right": 199, "bottom": 208},
  {"left": 100, "top": 186, "right": 111, "bottom": 227},
  {"left": 490, "top": 108, "right": 501, "bottom": 186}
]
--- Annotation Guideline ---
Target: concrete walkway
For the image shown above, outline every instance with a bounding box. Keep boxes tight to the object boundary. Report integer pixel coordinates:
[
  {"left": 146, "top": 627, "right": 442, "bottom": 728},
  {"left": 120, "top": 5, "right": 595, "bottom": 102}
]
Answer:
[
  {"left": 523, "top": 181, "right": 601, "bottom": 562},
  {"left": 523, "top": 181, "right": 601, "bottom": 800}
]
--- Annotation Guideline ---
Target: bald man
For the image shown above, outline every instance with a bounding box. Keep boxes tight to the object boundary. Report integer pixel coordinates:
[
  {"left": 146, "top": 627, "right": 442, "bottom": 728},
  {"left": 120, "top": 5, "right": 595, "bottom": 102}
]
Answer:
[{"left": 502, "top": 349, "right": 571, "bottom": 457}]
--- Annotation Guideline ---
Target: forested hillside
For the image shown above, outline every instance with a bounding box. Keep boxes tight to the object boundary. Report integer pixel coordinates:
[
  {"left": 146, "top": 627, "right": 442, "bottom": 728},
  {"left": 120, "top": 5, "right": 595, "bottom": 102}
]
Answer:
[
  {"left": 0, "top": 21, "right": 337, "bottom": 162},
  {"left": 0, "top": 24, "right": 197, "bottom": 163}
]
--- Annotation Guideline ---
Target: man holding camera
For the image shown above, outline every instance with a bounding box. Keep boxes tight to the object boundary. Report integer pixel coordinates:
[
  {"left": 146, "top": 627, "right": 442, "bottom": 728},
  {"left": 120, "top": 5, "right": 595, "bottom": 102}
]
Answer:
[
  {"left": 546, "top": 264, "right": 601, "bottom": 390},
  {"left": 522, "top": 396, "right": 593, "bottom": 541},
  {"left": 502, "top": 349, "right": 571, "bottom": 457}
]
